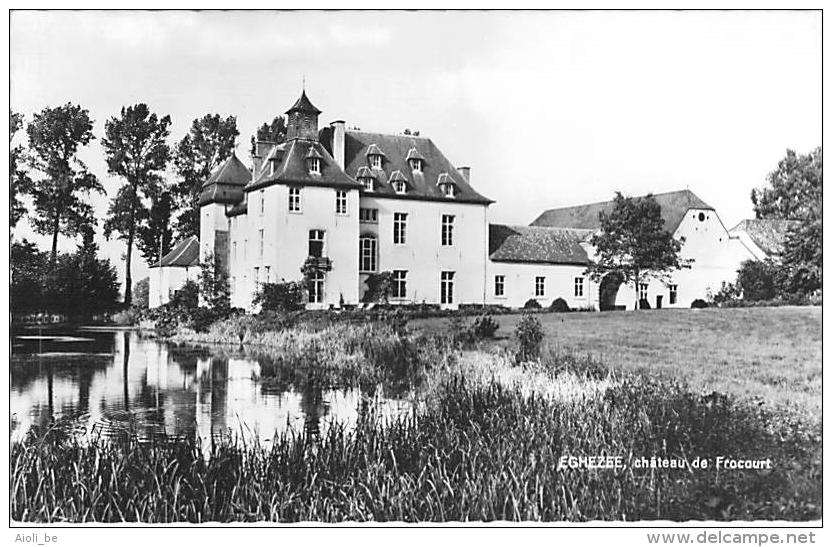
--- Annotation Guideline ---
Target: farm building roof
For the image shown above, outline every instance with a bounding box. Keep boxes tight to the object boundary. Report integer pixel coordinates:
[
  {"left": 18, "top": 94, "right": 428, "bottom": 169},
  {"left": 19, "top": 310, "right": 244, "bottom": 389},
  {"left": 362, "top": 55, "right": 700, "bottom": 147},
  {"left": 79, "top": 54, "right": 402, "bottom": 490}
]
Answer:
[
  {"left": 489, "top": 224, "right": 594, "bottom": 265},
  {"left": 729, "top": 218, "right": 798, "bottom": 256},
  {"left": 530, "top": 189, "right": 713, "bottom": 234}
]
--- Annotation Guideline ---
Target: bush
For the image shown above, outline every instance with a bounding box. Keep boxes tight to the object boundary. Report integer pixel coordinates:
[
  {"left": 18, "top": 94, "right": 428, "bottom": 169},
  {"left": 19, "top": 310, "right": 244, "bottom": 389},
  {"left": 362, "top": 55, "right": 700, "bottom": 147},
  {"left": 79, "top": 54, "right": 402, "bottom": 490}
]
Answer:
[
  {"left": 514, "top": 314, "right": 544, "bottom": 364},
  {"left": 737, "top": 259, "right": 781, "bottom": 301},
  {"left": 472, "top": 315, "right": 499, "bottom": 339},
  {"left": 363, "top": 271, "right": 394, "bottom": 303},
  {"left": 691, "top": 299, "right": 709, "bottom": 309},
  {"left": 522, "top": 298, "right": 542, "bottom": 310},
  {"left": 709, "top": 281, "right": 741, "bottom": 306},
  {"left": 549, "top": 297, "right": 570, "bottom": 313},
  {"left": 638, "top": 298, "right": 651, "bottom": 310},
  {"left": 169, "top": 280, "right": 199, "bottom": 311},
  {"left": 254, "top": 281, "right": 306, "bottom": 312}
]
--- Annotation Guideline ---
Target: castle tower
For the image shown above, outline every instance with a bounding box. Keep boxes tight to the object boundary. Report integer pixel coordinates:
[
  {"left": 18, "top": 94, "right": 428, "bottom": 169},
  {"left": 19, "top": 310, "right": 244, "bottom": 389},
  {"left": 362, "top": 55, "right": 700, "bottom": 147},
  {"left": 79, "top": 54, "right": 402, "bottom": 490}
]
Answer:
[{"left": 285, "top": 90, "right": 322, "bottom": 141}]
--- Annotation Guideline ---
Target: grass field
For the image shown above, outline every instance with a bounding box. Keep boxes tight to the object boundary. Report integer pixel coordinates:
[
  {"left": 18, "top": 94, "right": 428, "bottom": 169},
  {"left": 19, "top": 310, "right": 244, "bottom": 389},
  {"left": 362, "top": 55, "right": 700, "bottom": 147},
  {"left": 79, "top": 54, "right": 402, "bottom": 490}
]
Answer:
[{"left": 412, "top": 306, "right": 822, "bottom": 417}]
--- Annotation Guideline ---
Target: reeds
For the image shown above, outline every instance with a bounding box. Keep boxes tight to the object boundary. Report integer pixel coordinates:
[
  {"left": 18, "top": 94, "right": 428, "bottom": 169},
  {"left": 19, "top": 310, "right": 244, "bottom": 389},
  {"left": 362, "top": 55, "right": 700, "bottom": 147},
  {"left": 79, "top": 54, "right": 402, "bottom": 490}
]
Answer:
[{"left": 11, "top": 372, "right": 821, "bottom": 523}]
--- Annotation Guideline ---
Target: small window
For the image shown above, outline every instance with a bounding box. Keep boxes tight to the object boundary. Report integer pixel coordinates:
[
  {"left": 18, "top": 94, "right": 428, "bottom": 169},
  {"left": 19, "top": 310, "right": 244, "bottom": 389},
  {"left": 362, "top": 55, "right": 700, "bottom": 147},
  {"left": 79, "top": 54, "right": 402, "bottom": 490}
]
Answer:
[
  {"left": 393, "top": 180, "right": 406, "bottom": 194},
  {"left": 392, "top": 270, "right": 407, "bottom": 299},
  {"left": 393, "top": 212, "right": 407, "bottom": 245},
  {"left": 441, "top": 183, "right": 455, "bottom": 198},
  {"left": 258, "top": 229, "right": 264, "bottom": 258},
  {"left": 494, "top": 275, "right": 505, "bottom": 297},
  {"left": 309, "top": 157, "right": 321, "bottom": 175},
  {"left": 309, "top": 229, "right": 325, "bottom": 258},
  {"left": 289, "top": 187, "right": 301, "bottom": 212},
  {"left": 574, "top": 277, "right": 584, "bottom": 298},
  {"left": 359, "top": 235, "right": 377, "bottom": 273},
  {"left": 270, "top": 162, "right": 275, "bottom": 176},
  {"left": 264, "top": 266, "right": 271, "bottom": 284},
  {"left": 359, "top": 208, "right": 379, "bottom": 223},
  {"left": 336, "top": 190, "right": 348, "bottom": 215},
  {"left": 535, "top": 276, "right": 545, "bottom": 297},
  {"left": 639, "top": 283, "right": 649, "bottom": 301},
  {"left": 441, "top": 271, "right": 455, "bottom": 304},
  {"left": 359, "top": 177, "right": 374, "bottom": 192},
  {"left": 259, "top": 189, "right": 265, "bottom": 215},
  {"left": 669, "top": 284, "right": 678, "bottom": 305},
  {"left": 441, "top": 214, "right": 455, "bottom": 246},
  {"left": 308, "top": 271, "right": 324, "bottom": 304},
  {"left": 409, "top": 158, "right": 422, "bottom": 172},
  {"left": 370, "top": 155, "right": 382, "bottom": 170},
  {"left": 698, "top": 212, "right": 705, "bottom": 222},
  {"left": 254, "top": 266, "right": 260, "bottom": 285}
]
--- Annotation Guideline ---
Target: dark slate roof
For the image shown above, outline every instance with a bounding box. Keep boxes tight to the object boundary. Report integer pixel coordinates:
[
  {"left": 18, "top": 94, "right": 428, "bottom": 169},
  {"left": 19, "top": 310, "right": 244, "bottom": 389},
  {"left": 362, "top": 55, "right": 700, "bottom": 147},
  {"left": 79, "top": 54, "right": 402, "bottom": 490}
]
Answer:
[
  {"left": 406, "top": 147, "right": 426, "bottom": 161},
  {"left": 152, "top": 236, "right": 199, "bottom": 268},
  {"left": 247, "top": 139, "right": 361, "bottom": 192},
  {"left": 530, "top": 190, "right": 713, "bottom": 234},
  {"left": 198, "top": 153, "right": 251, "bottom": 206},
  {"left": 489, "top": 224, "right": 594, "bottom": 265},
  {"left": 334, "top": 131, "right": 493, "bottom": 205},
  {"left": 285, "top": 90, "right": 321, "bottom": 114},
  {"left": 730, "top": 219, "right": 798, "bottom": 256}
]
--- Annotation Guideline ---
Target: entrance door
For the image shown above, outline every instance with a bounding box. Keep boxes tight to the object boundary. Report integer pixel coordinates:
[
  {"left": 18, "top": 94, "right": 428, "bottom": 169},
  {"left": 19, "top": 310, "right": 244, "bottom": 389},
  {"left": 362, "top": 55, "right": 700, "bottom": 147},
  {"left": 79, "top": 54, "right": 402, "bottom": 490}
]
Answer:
[{"left": 656, "top": 295, "right": 663, "bottom": 309}]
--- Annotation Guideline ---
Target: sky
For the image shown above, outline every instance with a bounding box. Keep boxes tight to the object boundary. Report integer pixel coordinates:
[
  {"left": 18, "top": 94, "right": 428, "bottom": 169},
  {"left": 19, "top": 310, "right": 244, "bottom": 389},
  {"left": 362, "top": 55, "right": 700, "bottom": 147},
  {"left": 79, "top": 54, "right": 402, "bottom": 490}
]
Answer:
[{"left": 9, "top": 10, "right": 821, "bottom": 293}]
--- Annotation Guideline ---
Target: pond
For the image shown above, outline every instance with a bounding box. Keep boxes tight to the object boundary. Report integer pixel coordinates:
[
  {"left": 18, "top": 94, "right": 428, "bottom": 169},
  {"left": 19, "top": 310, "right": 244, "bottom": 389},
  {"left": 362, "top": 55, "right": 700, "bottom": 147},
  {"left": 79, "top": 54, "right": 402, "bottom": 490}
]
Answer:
[{"left": 10, "top": 326, "right": 413, "bottom": 447}]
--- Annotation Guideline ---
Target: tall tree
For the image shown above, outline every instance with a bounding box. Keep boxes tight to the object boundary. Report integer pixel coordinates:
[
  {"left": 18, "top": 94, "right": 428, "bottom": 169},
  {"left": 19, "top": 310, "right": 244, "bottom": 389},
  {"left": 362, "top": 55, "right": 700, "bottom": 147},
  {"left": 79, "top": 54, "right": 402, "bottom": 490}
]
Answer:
[
  {"left": 751, "top": 147, "right": 822, "bottom": 221},
  {"left": 25, "top": 103, "right": 103, "bottom": 266},
  {"left": 137, "top": 187, "right": 174, "bottom": 266},
  {"left": 10, "top": 110, "right": 33, "bottom": 232},
  {"left": 751, "top": 147, "right": 822, "bottom": 296},
  {"left": 251, "top": 115, "right": 287, "bottom": 150},
  {"left": 102, "top": 104, "right": 171, "bottom": 306},
  {"left": 172, "top": 114, "right": 238, "bottom": 239},
  {"left": 585, "top": 192, "right": 689, "bottom": 309}
]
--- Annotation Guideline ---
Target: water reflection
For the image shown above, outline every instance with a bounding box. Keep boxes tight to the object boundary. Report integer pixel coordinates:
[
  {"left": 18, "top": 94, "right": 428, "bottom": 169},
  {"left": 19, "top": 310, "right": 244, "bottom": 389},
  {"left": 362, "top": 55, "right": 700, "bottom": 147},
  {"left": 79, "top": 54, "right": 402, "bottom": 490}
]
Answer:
[{"left": 10, "top": 329, "right": 412, "bottom": 447}]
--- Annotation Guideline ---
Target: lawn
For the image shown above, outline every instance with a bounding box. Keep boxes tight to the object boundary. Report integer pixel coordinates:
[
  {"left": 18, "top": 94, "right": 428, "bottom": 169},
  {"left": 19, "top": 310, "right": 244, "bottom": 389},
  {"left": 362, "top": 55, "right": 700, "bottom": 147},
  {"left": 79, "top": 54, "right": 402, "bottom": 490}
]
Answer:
[{"left": 412, "top": 306, "right": 822, "bottom": 417}]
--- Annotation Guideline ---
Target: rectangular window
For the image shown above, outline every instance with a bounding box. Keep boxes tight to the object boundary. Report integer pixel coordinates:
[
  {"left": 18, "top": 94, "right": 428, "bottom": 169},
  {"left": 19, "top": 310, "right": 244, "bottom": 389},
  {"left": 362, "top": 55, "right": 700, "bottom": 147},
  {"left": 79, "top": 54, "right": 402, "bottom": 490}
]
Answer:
[
  {"left": 309, "top": 229, "right": 325, "bottom": 258},
  {"left": 336, "top": 190, "right": 348, "bottom": 215},
  {"left": 371, "top": 155, "right": 382, "bottom": 170},
  {"left": 535, "top": 276, "right": 545, "bottom": 297},
  {"left": 359, "top": 208, "right": 379, "bottom": 223},
  {"left": 494, "top": 275, "right": 505, "bottom": 297},
  {"left": 289, "top": 187, "right": 301, "bottom": 212},
  {"left": 392, "top": 270, "right": 407, "bottom": 299},
  {"left": 233, "top": 241, "right": 237, "bottom": 261},
  {"left": 264, "top": 266, "right": 270, "bottom": 283},
  {"left": 441, "top": 214, "right": 455, "bottom": 246},
  {"left": 574, "top": 277, "right": 584, "bottom": 298},
  {"left": 258, "top": 229, "right": 264, "bottom": 257},
  {"left": 254, "top": 266, "right": 260, "bottom": 285},
  {"left": 669, "top": 284, "right": 678, "bottom": 305},
  {"left": 259, "top": 189, "right": 265, "bottom": 216},
  {"left": 359, "top": 236, "right": 378, "bottom": 273},
  {"left": 308, "top": 272, "right": 324, "bottom": 303},
  {"left": 393, "top": 212, "right": 407, "bottom": 245},
  {"left": 309, "top": 158, "right": 321, "bottom": 175},
  {"left": 440, "top": 271, "right": 455, "bottom": 304},
  {"left": 639, "top": 283, "right": 649, "bottom": 301}
]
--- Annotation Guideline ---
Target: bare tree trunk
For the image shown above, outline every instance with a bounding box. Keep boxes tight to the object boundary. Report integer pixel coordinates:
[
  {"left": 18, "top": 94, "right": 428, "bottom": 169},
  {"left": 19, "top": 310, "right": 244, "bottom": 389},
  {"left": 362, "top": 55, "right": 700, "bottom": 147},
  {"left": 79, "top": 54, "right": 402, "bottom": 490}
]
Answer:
[
  {"left": 634, "top": 269, "right": 640, "bottom": 310},
  {"left": 124, "top": 184, "right": 137, "bottom": 306},
  {"left": 50, "top": 212, "right": 60, "bottom": 269}
]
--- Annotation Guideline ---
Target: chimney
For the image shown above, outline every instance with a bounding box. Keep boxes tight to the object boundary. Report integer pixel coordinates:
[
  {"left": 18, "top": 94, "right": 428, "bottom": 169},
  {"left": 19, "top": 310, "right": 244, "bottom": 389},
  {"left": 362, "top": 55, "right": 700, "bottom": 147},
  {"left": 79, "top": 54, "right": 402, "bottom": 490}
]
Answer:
[
  {"left": 331, "top": 120, "right": 345, "bottom": 169},
  {"left": 457, "top": 166, "right": 471, "bottom": 183}
]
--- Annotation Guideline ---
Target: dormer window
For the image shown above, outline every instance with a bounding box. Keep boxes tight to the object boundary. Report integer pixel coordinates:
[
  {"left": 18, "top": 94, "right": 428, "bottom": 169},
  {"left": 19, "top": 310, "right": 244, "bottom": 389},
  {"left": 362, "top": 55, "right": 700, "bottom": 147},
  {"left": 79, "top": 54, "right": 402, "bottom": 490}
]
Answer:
[
  {"left": 389, "top": 170, "right": 408, "bottom": 194},
  {"left": 370, "top": 155, "right": 382, "bottom": 170},
  {"left": 405, "top": 148, "right": 425, "bottom": 173},
  {"left": 366, "top": 143, "right": 385, "bottom": 171},
  {"left": 308, "top": 157, "right": 321, "bottom": 175},
  {"left": 359, "top": 177, "right": 374, "bottom": 192},
  {"left": 409, "top": 158, "right": 422, "bottom": 172},
  {"left": 437, "top": 172, "right": 456, "bottom": 198}
]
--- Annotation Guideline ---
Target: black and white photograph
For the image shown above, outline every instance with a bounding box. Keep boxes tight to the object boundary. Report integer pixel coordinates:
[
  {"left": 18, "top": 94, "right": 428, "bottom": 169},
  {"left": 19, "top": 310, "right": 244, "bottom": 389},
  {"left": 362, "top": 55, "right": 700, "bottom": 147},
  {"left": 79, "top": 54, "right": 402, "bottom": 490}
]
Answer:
[{"left": 7, "top": 7, "right": 822, "bottom": 536}]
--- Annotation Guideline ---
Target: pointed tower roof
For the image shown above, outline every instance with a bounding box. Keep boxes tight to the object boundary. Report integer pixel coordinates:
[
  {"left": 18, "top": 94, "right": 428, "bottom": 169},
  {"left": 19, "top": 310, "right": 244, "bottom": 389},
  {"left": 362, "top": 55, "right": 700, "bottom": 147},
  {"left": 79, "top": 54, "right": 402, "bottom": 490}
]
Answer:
[
  {"left": 198, "top": 152, "right": 250, "bottom": 206},
  {"left": 285, "top": 90, "right": 322, "bottom": 115}
]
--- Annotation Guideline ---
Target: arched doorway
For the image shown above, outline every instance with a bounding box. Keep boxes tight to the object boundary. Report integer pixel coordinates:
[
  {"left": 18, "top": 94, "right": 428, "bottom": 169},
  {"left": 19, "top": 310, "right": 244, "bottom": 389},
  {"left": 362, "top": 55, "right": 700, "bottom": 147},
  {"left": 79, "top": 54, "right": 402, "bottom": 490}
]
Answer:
[{"left": 599, "top": 272, "right": 624, "bottom": 311}]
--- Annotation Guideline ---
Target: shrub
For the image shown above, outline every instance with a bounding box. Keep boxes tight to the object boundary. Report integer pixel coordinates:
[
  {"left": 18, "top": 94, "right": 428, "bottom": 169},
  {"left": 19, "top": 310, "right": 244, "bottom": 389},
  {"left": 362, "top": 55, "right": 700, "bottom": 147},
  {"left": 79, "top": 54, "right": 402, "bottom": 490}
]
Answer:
[
  {"left": 638, "top": 298, "right": 651, "bottom": 310},
  {"left": 132, "top": 278, "right": 150, "bottom": 310},
  {"left": 363, "top": 271, "right": 394, "bottom": 303},
  {"left": 112, "top": 307, "right": 142, "bottom": 326},
  {"left": 549, "top": 297, "right": 570, "bottom": 313},
  {"left": 514, "top": 314, "right": 544, "bottom": 364},
  {"left": 472, "top": 315, "right": 499, "bottom": 339},
  {"left": 450, "top": 314, "right": 500, "bottom": 346},
  {"left": 737, "top": 259, "right": 781, "bottom": 301},
  {"left": 254, "top": 281, "right": 306, "bottom": 312},
  {"left": 690, "top": 298, "right": 709, "bottom": 309},
  {"left": 522, "top": 298, "right": 542, "bottom": 310},
  {"left": 709, "top": 280, "right": 741, "bottom": 306},
  {"left": 169, "top": 280, "right": 199, "bottom": 311}
]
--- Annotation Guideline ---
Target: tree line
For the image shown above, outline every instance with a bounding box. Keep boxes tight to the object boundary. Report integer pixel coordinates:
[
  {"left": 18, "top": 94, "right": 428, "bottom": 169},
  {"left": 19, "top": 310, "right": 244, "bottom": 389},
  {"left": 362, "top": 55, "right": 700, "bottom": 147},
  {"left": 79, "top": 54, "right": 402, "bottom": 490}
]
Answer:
[{"left": 10, "top": 103, "right": 287, "bottom": 320}]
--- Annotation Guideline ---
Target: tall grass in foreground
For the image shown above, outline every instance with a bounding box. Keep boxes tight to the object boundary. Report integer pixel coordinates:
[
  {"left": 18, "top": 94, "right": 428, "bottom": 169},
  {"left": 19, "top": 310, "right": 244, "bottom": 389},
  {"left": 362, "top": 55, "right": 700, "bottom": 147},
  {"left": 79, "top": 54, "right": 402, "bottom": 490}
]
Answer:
[{"left": 11, "top": 374, "right": 820, "bottom": 523}]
